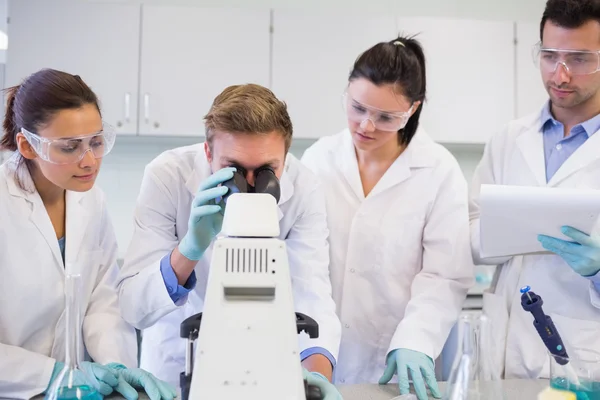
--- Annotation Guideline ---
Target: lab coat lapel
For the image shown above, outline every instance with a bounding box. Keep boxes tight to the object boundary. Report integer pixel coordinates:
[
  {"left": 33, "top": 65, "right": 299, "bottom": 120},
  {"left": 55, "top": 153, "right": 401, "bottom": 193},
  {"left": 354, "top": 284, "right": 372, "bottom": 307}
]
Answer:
[
  {"left": 64, "top": 190, "right": 92, "bottom": 272},
  {"left": 334, "top": 130, "right": 366, "bottom": 201},
  {"left": 4, "top": 162, "right": 64, "bottom": 271},
  {"left": 366, "top": 129, "right": 434, "bottom": 198},
  {"left": 516, "top": 126, "right": 547, "bottom": 187},
  {"left": 277, "top": 163, "right": 294, "bottom": 221},
  {"left": 548, "top": 128, "right": 600, "bottom": 187}
]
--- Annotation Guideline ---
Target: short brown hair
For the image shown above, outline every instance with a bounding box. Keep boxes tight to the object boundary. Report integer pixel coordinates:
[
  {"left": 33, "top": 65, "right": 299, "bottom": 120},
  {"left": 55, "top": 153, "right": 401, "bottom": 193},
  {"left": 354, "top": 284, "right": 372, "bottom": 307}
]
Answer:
[{"left": 204, "top": 84, "right": 293, "bottom": 152}]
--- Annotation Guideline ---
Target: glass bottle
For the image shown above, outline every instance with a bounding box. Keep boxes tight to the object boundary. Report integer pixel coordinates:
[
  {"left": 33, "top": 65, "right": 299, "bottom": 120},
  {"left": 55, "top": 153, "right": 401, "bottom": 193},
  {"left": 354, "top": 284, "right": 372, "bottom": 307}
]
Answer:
[{"left": 45, "top": 274, "right": 103, "bottom": 400}]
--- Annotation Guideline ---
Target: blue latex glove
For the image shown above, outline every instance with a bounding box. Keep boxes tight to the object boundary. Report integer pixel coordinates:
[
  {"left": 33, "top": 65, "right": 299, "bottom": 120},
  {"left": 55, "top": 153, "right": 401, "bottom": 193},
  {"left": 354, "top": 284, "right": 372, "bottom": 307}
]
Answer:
[
  {"left": 302, "top": 368, "right": 342, "bottom": 400},
  {"left": 105, "top": 363, "right": 177, "bottom": 400},
  {"left": 379, "top": 349, "right": 441, "bottom": 400},
  {"left": 538, "top": 226, "right": 600, "bottom": 277},
  {"left": 45, "top": 361, "right": 118, "bottom": 396},
  {"left": 178, "top": 167, "right": 236, "bottom": 261}
]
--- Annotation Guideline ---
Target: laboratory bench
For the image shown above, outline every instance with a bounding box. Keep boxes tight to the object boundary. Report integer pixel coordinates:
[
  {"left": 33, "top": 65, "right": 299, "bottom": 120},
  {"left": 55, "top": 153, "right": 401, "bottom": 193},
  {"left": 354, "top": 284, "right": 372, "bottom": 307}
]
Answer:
[{"left": 42, "top": 379, "right": 547, "bottom": 399}]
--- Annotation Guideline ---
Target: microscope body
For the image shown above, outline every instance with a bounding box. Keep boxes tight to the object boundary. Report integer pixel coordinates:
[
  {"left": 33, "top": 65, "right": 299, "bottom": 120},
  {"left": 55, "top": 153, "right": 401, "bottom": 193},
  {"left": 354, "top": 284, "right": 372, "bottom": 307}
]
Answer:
[{"left": 182, "top": 193, "right": 321, "bottom": 400}]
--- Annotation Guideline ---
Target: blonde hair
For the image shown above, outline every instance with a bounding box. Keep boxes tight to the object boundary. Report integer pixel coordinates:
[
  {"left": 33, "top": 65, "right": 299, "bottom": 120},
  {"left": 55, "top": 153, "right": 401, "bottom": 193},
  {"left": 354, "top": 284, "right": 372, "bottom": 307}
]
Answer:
[{"left": 204, "top": 84, "right": 293, "bottom": 152}]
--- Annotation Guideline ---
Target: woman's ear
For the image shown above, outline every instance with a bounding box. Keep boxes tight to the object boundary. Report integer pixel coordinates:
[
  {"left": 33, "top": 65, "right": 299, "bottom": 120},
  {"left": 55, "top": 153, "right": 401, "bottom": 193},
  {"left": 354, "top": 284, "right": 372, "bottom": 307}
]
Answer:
[
  {"left": 16, "top": 132, "right": 37, "bottom": 160},
  {"left": 410, "top": 100, "right": 422, "bottom": 117}
]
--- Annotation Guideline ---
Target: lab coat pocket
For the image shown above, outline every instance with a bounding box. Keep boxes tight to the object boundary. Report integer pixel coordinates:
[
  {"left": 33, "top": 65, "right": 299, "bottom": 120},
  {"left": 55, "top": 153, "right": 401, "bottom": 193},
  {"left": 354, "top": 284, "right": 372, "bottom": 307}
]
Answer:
[
  {"left": 381, "top": 216, "right": 424, "bottom": 276},
  {"left": 482, "top": 290, "right": 508, "bottom": 379}
]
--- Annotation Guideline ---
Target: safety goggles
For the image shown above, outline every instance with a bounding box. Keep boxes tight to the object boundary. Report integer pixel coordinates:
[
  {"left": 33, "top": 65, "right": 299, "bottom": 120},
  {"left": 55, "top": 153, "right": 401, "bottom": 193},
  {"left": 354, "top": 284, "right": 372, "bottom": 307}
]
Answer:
[
  {"left": 21, "top": 123, "right": 116, "bottom": 165},
  {"left": 342, "top": 92, "right": 413, "bottom": 132},
  {"left": 533, "top": 42, "right": 600, "bottom": 76}
]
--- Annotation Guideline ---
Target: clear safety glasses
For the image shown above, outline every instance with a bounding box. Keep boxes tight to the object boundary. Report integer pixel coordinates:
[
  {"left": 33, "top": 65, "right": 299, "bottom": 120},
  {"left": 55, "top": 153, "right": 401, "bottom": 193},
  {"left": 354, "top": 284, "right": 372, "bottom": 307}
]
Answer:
[
  {"left": 21, "top": 123, "right": 116, "bottom": 165},
  {"left": 342, "top": 92, "right": 413, "bottom": 132},
  {"left": 533, "top": 42, "right": 600, "bottom": 76}
]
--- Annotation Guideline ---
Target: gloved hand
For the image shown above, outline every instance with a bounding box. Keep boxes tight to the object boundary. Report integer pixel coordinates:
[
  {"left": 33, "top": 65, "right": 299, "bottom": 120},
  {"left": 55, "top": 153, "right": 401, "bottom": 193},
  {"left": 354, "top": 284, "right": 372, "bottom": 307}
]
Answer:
[
  {"left": 45, "top": 361, "right": 118, "bottom": 396},
  {"left": 538, "top": 226, "right": 600, "bottom": 277},
  {"left": 178, "top": 167, "right": 236, "bottom": 261},
  {"left": 379, "top": 348, "right": 441, "bottom": 400},
  {"left": 302, "top": 368, "right": 343, "bottom": 400},
  {"left": 105, "top": 363, "right": 177, "bottom": 400}
]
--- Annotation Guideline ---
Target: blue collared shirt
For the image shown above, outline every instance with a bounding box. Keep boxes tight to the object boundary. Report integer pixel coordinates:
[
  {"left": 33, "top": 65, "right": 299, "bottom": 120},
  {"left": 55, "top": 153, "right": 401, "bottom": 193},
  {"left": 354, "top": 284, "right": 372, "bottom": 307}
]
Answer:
[
  {"left": 540, "top": 102, "right": 600, "bottom": 289},
  {"left": 159, "top": 251, "right": 336, "bottom": 368}
]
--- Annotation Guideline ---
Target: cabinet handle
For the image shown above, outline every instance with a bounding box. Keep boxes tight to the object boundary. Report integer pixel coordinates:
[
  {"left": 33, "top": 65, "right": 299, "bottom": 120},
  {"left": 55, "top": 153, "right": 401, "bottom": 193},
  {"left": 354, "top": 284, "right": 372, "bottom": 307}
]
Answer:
[
  {"left": 144, "top": 93, "right": 150, "bottom": 124},
  {"left": 124, "top": 92, "right": 130, "bottom": 123}
]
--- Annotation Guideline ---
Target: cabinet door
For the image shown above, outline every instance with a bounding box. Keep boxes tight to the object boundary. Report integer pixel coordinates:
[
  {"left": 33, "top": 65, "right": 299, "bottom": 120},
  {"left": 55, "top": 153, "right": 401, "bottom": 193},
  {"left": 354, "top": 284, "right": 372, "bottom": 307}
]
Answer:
[
  {"left": 6, "top": 0, "right": 141, "bottom": 135},
  {"left": 516, "top": 22, "right": 548, "bottom": 118},
  {"left": 271, "top": 11, "right": 397, "bottom": 139},
  {"left": 139, "top": 5, "right": 270, "bottom": 136},
  {"left": 396, "top": 17, "right": 515, "bottom": 144}
]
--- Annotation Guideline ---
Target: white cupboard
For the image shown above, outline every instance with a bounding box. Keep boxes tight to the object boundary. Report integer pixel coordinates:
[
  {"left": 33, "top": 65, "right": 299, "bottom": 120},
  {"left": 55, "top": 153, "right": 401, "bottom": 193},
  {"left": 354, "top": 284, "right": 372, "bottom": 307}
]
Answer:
[
  {"left": 271, "top": 11, "right": 397, "bottom": 139},
  {"left": 6, "top": 0, "right": 141, "bottom": 135},
  {"left": 516, "top": 22, "right": 548, "bottom": 118},
  {"left": 138, "top": 5, "right": 271, "bottom": 136},
  {"left": 395, "top": 17, "right": 515, "bottom": 144}
]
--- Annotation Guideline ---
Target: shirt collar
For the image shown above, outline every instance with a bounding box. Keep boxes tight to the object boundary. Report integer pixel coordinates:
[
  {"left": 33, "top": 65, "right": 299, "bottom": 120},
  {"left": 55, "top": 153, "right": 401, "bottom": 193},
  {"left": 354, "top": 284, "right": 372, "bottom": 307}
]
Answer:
[{"left": 540, "top": 101, "right": 600, "bottom": 137}]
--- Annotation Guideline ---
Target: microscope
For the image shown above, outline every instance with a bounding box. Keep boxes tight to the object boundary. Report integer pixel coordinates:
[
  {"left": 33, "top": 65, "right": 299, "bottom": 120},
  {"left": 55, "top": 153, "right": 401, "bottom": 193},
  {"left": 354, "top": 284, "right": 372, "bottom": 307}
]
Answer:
[{"left": 179, "top": 167, "right": 324, "bottom": 400}]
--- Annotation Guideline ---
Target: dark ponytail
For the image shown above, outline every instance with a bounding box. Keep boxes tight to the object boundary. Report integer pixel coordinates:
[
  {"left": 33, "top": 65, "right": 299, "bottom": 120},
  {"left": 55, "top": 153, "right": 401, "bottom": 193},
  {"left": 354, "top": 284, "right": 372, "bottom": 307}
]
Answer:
[
  {"left": 0, "top": 85, "right": 21, "bottom": 151},
  {"left": 0, "top": 68, "right": 100, "bottom": 189},
  {"left": 349, "top": 35, "right": 427, "bottom": 145}
]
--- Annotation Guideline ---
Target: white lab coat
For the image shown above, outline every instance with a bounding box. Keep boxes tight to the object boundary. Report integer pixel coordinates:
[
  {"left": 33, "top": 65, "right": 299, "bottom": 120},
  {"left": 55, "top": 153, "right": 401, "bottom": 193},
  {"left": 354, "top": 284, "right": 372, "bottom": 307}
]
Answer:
[
  {"left": 117, "top": 144, "right": 341, "bottom": 388},
  {"left": 0, "top": 156, "right": 137, "bottom": 400},
  {"left": 470, "top": 108, "right": 600, "bottom": 380},
  {"left": 301, "top": 128, "right": 474, "bottom": 384}
]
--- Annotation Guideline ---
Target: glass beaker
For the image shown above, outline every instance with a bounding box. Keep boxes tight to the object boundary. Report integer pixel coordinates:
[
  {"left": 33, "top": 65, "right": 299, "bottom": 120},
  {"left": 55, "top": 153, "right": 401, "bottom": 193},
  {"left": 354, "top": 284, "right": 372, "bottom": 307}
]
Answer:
[
  {"left": 45, "top": 274, "right": 103, "bottom": 400},
  {"left": 549, "top": 348, "right": 600, "bottom": 400}
]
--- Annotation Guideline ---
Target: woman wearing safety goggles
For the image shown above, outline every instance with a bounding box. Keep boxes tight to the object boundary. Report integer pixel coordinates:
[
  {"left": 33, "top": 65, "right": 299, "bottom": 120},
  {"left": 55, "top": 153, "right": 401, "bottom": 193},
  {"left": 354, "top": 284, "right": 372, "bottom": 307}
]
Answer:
[
  {"left": 0, "top": 68, "right": 175, "bottom": 400},
  {"left": 301, "top": 36, "right": 474, "bottom": 400}
]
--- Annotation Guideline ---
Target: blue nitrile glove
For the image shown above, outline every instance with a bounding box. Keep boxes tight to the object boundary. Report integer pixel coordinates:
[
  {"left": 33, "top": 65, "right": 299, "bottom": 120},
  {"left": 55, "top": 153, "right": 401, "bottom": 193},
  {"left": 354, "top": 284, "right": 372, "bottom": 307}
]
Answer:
[
  {"left": 105, "top": 363, "right": 177, "bottom": 400},
  {"left": 178, "top": 167, "right": 236, "bottom": 261},
  {"left": 379, "top": 349, "right": 441, "bottom": 400},
  {"left": 538, "top": 226, "right": 600, "bottom": 277},
  {"left": 45, "top": 361, "right": 118, "bottom": 396},
  {"left": 302, "top": 368, "right": 343, "bottom": 400}
]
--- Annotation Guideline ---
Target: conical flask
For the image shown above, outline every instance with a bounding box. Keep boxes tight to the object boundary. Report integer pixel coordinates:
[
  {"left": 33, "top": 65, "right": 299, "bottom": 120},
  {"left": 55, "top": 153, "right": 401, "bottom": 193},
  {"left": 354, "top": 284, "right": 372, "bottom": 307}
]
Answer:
[
  {"left": 444, "top": 313, "right": 504, "bottom": 400},
  {"left": 45, "top": 274, "right": 103, "bottom": 400}
]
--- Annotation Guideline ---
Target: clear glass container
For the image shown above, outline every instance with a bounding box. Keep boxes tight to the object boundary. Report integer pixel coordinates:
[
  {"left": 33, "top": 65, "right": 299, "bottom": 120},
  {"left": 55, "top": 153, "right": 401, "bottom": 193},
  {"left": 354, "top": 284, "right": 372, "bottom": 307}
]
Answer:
[
  {"left": 549, "top": 348, "right": 600, "bottom": 400},
  {"left": 44, "top": 274, "right": 103, "bottom": 400},
  {"left": 443, "top": 313, "right": 504, "bottom": 400}
]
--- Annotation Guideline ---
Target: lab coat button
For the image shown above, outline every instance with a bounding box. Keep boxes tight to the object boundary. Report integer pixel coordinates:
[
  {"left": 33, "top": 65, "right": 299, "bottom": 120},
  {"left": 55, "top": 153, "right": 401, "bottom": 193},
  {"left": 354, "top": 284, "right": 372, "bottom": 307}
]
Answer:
[
  {"left": 340, "top": 379, "right": 346, "bottom": 383},
  {"left": 345, "top": 324, "right": 350, "bottom": 329},
  {"left": 350, "top": 268, "right": 355, "bottom": 273}
]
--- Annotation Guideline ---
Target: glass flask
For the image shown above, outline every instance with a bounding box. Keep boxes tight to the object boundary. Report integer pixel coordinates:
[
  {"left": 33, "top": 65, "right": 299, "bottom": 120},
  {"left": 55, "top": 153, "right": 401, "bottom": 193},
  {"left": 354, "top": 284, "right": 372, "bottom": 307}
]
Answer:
[
  {"left": 443, "top": 313, "right": 504, "bottom": 400},
  {"left": 45, "top": 274, "right": 103, "bottom": 400}
]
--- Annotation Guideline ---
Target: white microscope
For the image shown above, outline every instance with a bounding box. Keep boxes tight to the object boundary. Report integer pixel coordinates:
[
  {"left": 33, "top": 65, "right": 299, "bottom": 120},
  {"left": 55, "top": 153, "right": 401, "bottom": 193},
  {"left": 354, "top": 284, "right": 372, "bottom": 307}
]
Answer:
[{"left": 178, "top": 174, "right": 324, "bottom": 400}]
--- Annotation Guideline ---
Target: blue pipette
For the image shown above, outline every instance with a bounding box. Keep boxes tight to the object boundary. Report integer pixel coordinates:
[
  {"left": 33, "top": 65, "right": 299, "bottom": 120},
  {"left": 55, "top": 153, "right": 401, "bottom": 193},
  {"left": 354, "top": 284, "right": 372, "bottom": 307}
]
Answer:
[{"left": 520, "top": 285, "right": 569, "bottom": 365}]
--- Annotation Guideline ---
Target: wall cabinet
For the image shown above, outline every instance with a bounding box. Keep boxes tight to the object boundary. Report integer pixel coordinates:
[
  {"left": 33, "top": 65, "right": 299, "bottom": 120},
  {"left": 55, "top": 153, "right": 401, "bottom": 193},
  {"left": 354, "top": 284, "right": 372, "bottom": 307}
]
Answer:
[
  {"left": 6, "top": 0, "right": 141, "bottom": 135},
  {"left": 516, "top": 22, "right": 548, "bottom": 118},
  {"left": 7, "top": 1, "right": 533, "bottom": 143},
  {"left": 271, "top": 11, "right": 397, "bottom": 139},
  {"left": 138, "top": 5, "right": 270, "bottom": 136}
]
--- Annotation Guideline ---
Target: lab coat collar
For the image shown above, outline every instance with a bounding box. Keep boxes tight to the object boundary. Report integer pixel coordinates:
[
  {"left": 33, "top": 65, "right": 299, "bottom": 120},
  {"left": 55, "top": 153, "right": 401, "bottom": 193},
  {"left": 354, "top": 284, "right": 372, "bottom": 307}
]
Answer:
[
  {"left": 185, "top": 146, "right": 292, "bottom": 221},
  {"left": 334, "top": 128, "right": 435, "bottom": 200},
  {"left": 3, "top": 153, "right": 92, "bottom": 271},
  {"left": 521, "top": 104, "right": 600, "bottom": 187}
]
